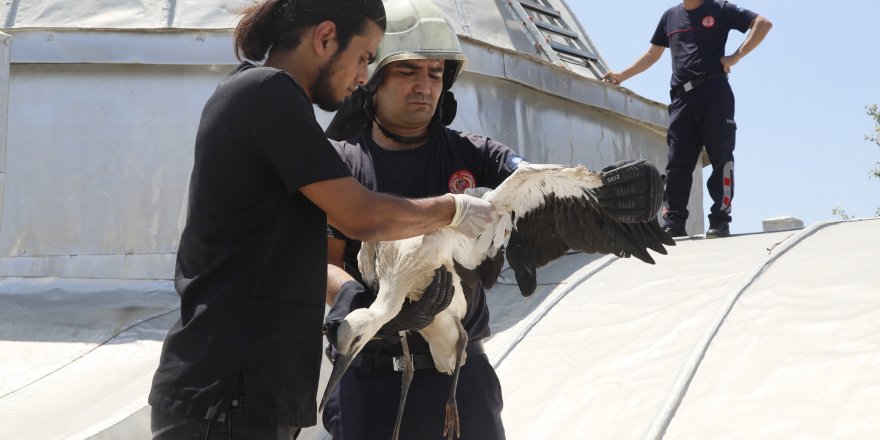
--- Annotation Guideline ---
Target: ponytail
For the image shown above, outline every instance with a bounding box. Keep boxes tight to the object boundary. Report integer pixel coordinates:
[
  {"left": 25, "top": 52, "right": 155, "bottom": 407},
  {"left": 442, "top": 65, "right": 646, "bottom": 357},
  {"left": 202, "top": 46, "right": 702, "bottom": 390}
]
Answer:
[{"left": 234, "top": 0, "right": 387, "bottom": 62}]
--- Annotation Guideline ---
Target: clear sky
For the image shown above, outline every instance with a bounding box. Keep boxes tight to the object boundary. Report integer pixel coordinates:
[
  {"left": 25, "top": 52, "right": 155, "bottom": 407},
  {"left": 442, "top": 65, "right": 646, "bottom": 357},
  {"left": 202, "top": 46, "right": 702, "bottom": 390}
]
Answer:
[{"left": 570, "top": 1, "right": 880, "bottom": 233}]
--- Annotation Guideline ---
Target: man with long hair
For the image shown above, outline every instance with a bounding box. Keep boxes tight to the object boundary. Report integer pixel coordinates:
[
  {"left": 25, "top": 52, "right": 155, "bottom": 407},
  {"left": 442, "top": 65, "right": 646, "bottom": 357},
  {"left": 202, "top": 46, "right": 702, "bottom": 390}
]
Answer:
[{"left": 149, "top": 1, "right": 493, "bottom": 438}]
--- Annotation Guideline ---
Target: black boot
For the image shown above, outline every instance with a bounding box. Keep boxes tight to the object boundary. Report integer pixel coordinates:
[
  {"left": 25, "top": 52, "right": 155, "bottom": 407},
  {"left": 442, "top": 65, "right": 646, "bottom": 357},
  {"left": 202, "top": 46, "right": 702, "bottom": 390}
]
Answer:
[
  {"left": 662, "top": 222, "right": 688, "bottom": 238},
  {"left": 705, "top": 221, "right": 730, "bottom": 239}
]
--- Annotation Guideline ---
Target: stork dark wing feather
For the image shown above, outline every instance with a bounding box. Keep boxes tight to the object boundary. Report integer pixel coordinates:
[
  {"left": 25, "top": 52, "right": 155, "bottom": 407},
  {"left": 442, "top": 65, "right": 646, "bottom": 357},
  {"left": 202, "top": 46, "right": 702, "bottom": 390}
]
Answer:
[
  {"left": 455, "top": 245, "right": 505, "bottom": 296},
  {"left": 452, "top": 261, "right": 482, "bottom": 315},
  {"left": 505, "top": 193, "right": 674, "bottom": 296},
  {"left": 620, "top": 220, "right": 675, "bottom": 255},
  {"left": 505, "top": 229, "right": 539, "bottom": 296},
  {"left": 478, "top": 248, "right": 506, "bottom": 289},
  {"left": 504, "top": 199, "right": 575, "bottom": 297},
  {"left": 512, "top": 201, "right": 575, "bottom": 268}
]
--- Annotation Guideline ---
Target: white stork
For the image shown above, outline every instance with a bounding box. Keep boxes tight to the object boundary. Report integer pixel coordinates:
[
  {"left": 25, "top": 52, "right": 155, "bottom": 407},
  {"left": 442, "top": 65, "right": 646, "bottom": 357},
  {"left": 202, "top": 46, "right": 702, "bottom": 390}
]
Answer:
[{"left": 321, "top": 163, "right": 675, "bottom": 440}]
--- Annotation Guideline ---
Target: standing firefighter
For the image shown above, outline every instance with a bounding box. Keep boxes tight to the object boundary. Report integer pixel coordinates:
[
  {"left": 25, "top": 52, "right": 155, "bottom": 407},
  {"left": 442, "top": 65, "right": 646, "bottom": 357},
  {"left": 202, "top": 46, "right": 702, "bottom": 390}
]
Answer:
[
  {"left": 604, "top": 0, "right": 772, "bottom": 238},
  {"left": 148, "top": 0, "right": 495, "bottom": 438}
]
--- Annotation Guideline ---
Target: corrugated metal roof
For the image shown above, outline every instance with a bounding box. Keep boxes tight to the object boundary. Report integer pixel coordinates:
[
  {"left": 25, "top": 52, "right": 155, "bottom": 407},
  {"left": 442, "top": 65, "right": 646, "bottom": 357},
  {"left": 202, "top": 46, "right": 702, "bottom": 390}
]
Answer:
[
  {"left": 0, "top": 1, "right": 671, "bottom": 285},
  {"left": 3, "top": 0, "right": 245, "bottom": 30},
  {"left": 2, "top": 0, "right": 607, "bottom": 77}
]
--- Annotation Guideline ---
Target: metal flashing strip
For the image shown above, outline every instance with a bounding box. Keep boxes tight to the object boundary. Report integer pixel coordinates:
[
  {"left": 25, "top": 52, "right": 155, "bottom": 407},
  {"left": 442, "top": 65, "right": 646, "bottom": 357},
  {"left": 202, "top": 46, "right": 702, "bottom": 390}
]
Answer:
[
  {"left": 4, "top": 30, "right": 667, "bottom": 132},
  {"left": 6, "top": 29, "right": 238, "bottom": 65},
  {"left": 0, "top": 276, "right": 174, "bottom": 295},
  {"left": 0, "top": 252, "right": 178, "bottom": 280},
  {"left": 458, "top": 37, "right": 668, "bottom": 132},
  {"left": 0, "top": 32, "right": 9, "bottom": 239},
  {"left": 643, "top": 220, "right": 843, "bottom": 440}
]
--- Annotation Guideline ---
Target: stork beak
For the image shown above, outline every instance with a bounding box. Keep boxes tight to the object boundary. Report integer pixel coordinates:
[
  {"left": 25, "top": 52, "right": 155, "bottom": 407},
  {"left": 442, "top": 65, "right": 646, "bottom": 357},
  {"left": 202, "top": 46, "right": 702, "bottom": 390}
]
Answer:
[{"left": 320, "top": 348, "right": 357, "bottom": 411}]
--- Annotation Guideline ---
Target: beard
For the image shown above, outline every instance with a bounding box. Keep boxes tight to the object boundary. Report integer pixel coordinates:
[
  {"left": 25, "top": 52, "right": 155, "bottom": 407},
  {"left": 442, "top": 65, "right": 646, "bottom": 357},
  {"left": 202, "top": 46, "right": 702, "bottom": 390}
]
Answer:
[{"left": 311, "top": 53, "right": 345, "bottom": 112}]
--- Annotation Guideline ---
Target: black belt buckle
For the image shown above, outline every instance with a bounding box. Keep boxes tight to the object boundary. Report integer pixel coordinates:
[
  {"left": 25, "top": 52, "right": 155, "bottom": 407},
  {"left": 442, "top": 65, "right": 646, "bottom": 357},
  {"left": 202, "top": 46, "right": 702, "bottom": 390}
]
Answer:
[
  {"left": 679, "top": 77, "right": 702, "bottom": 95},
  {"left": 674, "top": 72, "right": 725, "bottom": 98}
]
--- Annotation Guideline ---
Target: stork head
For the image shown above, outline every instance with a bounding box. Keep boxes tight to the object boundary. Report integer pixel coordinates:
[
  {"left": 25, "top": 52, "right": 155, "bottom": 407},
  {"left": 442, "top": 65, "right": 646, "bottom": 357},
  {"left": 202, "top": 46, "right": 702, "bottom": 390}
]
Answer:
[{"left": 320, "top": 308, "right": 381, "bottom": 410}]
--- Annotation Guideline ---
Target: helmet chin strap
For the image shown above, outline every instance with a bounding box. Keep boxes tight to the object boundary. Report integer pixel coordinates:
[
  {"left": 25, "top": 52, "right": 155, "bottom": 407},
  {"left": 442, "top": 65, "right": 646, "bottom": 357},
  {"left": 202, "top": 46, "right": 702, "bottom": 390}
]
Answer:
[{"left": 374, "top": 120, "right": 434, "bottom": 145}]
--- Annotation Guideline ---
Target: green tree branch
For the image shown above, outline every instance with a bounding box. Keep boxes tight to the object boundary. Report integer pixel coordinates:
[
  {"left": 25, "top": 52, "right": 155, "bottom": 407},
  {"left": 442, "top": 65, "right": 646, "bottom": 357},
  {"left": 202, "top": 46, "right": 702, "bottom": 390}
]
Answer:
[
  {"left": 867, "top": 104, "right": 880, "bottom": 179},
  {"left": 833, "top": 104, "right": 880, "bottom": 219}
]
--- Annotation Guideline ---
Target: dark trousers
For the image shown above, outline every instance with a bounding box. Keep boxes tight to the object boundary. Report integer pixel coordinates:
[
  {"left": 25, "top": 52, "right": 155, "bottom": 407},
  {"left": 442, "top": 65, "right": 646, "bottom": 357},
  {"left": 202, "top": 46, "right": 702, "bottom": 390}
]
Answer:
[
  {"left": 664, "top": 78, "right": 737, "bottom": 226},
  {"left": 151, "top": 402, "right": 301, "bottom": 440},
  {"left": 322, "top": 353, "right": 505, "bottom": 440}
]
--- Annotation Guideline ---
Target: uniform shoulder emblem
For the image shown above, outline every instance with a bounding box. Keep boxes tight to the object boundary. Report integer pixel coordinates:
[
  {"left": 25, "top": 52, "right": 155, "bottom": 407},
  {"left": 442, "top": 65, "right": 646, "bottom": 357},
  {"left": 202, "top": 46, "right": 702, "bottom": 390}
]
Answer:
[
  {"left": 702, "top": 15, "right": 716, "bottom": 28},
  {"left": 506, "top": 155, "right": 526, "bottom": 172}
]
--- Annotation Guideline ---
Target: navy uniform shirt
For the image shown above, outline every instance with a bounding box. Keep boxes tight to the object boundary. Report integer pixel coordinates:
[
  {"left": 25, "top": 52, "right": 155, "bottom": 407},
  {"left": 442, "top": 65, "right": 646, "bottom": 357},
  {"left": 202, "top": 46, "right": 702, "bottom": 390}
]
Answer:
[
  {"left": 149, "top": 62, "right": 351, "bottom": 426},
  {"left": 651, "top": 0, "right": 757, "bottom": 88},
  {"left": 328, "top": 127, "right": 523, "bottom": 354}
]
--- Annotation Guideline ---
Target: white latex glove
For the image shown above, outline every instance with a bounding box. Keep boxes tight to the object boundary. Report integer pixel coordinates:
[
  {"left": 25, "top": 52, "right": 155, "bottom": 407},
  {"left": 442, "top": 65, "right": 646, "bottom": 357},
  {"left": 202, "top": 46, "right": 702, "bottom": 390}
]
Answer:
[
  {"left": 448, "top": 193, "right": 494, "bottom": 238},
  {"left": 464, "top": 186, "right": 493, "bottom": 199}
]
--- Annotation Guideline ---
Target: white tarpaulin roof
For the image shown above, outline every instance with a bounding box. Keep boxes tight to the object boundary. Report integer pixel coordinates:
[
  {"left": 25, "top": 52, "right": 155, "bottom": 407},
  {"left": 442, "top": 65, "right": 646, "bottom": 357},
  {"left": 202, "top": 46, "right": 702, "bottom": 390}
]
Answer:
[
  {"left": 488, "top": 218, "right": 880, "bottom": 439},
  {"left": 2, "top": 218, "right": 878, "bottom": 439}
]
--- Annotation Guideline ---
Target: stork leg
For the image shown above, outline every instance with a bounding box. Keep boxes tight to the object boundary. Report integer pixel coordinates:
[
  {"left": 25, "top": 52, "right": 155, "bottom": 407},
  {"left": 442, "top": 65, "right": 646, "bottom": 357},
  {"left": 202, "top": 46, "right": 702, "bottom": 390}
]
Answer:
[
  {"left": 443, "top": 320, "right": 468, "bottom": 440},
  {"left": 391, "top": 331, "right": 414, "bottom": 440}
]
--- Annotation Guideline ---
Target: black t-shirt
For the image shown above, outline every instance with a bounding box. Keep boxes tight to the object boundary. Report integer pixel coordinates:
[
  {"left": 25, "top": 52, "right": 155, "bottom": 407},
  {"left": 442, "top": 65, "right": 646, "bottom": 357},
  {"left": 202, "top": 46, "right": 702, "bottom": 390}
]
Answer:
[
  {"left": 328, "top": 128, "right": 523, "bottom": 353},
  {"left": 651, "top": 0, "right": 757, "bottom": 88},
  {"left": 149, "top": 62, "right": 351, "bottom": 426}
]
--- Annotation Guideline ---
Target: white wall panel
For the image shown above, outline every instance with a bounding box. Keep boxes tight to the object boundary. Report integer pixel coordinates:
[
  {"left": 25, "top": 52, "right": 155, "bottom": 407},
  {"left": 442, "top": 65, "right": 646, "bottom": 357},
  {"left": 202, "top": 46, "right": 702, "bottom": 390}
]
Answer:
[
  {"left": 1, "top": 64, "right": 226, "bottom": 265},
  {"left": 0, "top": 60, "right": 684, "bottom": 281},
  {"left": 0, "top": 22, "right": 686, "bottom": 282}
]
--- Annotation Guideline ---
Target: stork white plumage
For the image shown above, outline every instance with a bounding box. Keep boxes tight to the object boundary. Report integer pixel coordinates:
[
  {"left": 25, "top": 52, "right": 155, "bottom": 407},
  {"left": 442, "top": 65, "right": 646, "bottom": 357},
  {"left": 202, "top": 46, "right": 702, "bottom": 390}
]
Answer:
[{"left": 321, "top": 163, "right": 675, "bottom": 440}]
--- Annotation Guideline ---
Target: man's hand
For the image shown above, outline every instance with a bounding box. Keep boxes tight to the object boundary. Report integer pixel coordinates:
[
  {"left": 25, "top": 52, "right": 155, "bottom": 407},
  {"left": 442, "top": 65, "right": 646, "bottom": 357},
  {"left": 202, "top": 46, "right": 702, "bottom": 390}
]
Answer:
[
  {"left": 379, "top": 265, "right": 454, "bottom": 334},
  {"left": 720, "top": 54, "right": 741, "bottom": 73},
  {"left": 602, "top": 71, "right": 624, "bottom": 85},
  {"left": 596, "top": 159, "right": 664, "bottom": 223},
  {"left": 448, "top": 194, "right": 494, "bottom": 238},
  {"left": 323, "top": 279, "right": 367, "bottom": 349}
]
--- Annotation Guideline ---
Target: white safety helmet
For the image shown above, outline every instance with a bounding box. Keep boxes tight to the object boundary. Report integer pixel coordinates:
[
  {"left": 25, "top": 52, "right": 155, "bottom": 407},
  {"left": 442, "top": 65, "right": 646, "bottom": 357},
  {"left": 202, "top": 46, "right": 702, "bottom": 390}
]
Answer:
[
  {"left": 325, "top": 0, "right": 467, "bottom": 142},
  {"left": 366, "top": 0, "right": 467, "bottom": 91}
]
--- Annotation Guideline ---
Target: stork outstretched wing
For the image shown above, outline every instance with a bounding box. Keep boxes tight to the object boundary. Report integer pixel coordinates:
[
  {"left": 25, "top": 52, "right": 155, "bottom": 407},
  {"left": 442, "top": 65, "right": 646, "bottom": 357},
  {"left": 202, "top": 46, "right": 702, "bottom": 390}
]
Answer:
[
  {"left": 327, "top": 162, "right": 674, "bottom": 430},
  {"left": 464, "top": 163, "right": 675, "bottom": 297}
]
